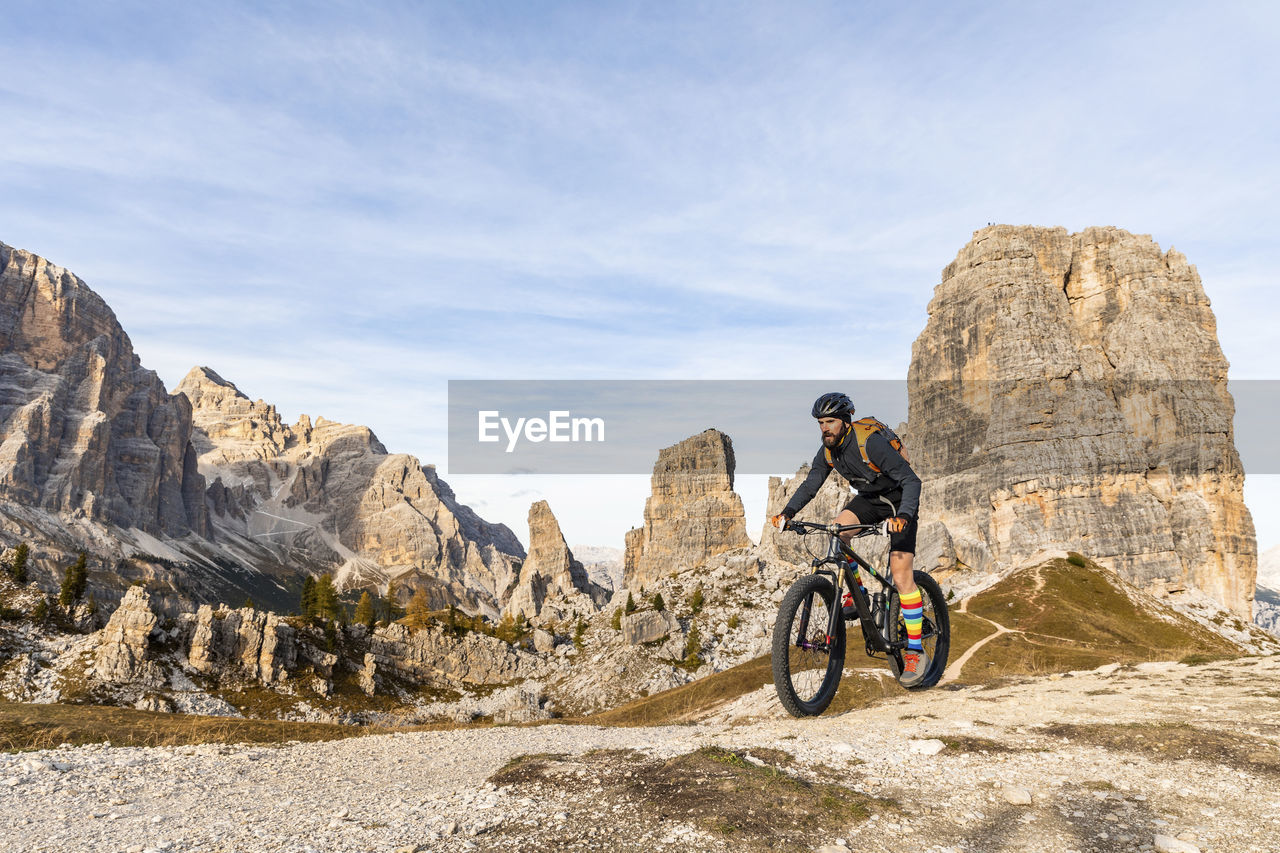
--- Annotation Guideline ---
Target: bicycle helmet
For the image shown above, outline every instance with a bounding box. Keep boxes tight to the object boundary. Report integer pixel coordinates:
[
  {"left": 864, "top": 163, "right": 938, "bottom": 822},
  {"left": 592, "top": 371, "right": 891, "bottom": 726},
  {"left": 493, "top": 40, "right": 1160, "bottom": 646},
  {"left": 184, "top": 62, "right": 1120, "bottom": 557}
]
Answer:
[{"left": 811, "top": 392, "right": 854, "bottom": 421}]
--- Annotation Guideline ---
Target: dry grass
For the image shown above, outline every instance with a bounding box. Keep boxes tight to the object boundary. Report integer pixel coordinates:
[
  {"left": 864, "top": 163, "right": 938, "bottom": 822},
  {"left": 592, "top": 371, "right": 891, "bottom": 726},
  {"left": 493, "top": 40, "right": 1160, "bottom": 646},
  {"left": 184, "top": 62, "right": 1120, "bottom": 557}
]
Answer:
[
  {"left": 581, "top": 654, "right": 774, "bottom": 726},
  {"left": 0, "top": 701, "right": 489, "bottom": 753},
  {"left": 487, "top": 745, "right": 888, "bottom": 851},
  {"left": 0, "top": 700, "right": 372, "bottom": 752},
  {"left": 951, "top": 558, "right": 1240, "bottom": 682}
]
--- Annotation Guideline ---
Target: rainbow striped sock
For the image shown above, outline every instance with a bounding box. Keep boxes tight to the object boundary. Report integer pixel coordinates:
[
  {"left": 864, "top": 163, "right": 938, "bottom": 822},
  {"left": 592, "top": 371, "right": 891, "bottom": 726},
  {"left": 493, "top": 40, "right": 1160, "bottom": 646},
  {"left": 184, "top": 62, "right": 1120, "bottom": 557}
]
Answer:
[{"left": 900, "top": 589, "right": 924, "bottom": 651}]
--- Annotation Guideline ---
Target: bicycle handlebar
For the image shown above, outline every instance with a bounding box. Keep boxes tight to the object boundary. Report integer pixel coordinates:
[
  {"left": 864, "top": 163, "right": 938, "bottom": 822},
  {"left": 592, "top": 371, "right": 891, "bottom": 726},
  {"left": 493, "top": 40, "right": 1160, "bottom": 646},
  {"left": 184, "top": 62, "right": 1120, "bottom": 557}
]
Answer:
[{"left": 782, "top": 519, "right": 885, "bottom": 537}]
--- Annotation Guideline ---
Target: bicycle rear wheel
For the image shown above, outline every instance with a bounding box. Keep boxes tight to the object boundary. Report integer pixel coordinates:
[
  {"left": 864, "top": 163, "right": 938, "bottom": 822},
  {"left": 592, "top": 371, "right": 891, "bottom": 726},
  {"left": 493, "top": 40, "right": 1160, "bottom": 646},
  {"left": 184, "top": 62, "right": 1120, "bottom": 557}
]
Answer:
[
  {"left": 887, "top": 570, "right": 950, "bottom": 690},
  {"left": 772, "top": 574, "right": 846, "bottom": 717}
]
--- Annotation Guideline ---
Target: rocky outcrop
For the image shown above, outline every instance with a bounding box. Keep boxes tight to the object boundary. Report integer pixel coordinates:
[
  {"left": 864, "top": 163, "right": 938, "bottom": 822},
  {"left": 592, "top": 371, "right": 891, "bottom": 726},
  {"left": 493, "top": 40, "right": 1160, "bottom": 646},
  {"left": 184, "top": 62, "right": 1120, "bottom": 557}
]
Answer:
[
  {"left": 363, "top": 622, "right": 549, "bottom": 688},
  {"left": 1255, "top": 545, "right": 1280, "bottom": 637},
  {"left": 505, "top": 501, "right": 608, "bottom": 622},
  {"left": 624, "top": 429, "right": 752, "bottom": 591},
  {"left": 178, "top": 366, "right": 524, "bottom": 616},
  {"left": 91, "top": 585, "right": 160, "bottom": 684},
  {"left": 621, "top": 609, "right": 680, "bottom": 645},
  {"left": 0, "top": 240, "right": 525, "bottom": 616},
  {"left": 907, "top": 226, "right": 1255, "bottom": 615},
  {"left": 186, "top": 604, "right": 296, "bottom": 684},
  {"left": 0, "top": 242, "right": 208, "bottom": 537}
]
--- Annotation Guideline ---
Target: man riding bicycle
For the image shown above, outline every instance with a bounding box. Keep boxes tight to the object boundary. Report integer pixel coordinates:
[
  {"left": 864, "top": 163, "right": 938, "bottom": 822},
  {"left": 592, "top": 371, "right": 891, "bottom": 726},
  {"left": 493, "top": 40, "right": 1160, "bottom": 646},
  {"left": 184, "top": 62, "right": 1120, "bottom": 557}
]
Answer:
[{"left": 771, "top": 392, "right": 929, "bottom": 686}]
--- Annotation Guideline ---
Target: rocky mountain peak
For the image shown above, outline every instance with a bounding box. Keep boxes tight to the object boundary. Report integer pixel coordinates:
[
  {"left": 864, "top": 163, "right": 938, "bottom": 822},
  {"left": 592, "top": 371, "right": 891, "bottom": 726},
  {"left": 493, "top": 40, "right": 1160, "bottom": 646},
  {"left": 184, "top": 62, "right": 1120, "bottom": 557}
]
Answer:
[
  {"left": 0, "top": 240, "right": 524, "bottom": 615},
  {"left": 624, "top": 429, "right": 752, "bottom": 591},
  {"left": 907, "top": 225, "right": 1255, "bottom": 615},
  {"left": 505, "top": 500, "right": 607, "bottom": 621}
]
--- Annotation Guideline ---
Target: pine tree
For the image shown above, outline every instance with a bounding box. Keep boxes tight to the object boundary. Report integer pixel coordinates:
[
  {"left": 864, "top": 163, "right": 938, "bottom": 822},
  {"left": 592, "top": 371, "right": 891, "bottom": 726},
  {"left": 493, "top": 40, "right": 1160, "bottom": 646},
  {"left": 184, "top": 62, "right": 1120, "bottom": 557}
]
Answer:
[
  {"left": 353, "top": 591, "right": 376, "bottom": 629},
  {"left": 514, "top": 611, "right": 528, "bottom": 641},
  {"left": 573, "top": 618, "right": 587, "bottom": 650},
  {"left": 446, "top": 603, "right": 459, "bottom": 634},
  {"left": 72, "top": 553, "right": 87, "bottom": 600},
  {"left": 405, "top": 588, "right": 432, "bottom": 629},
  {"left": 624, "top": 592, "right": 636, "bottom": 614},
  {"left": 314, "top": 574, "right": 340, "bottom": 622},
  {"left": 58, "top": 552, "right": 87, "bottom": 607},
  {"left": 652, "top": 592, "right": 665, "bottom": 612},
  {"left": 300, "top": 576, "right": 317, "bottom": 618},
  {"left": 384, "top": 580, "right": 406, "bottom": 622},
  {"left": 11, "top": 543, "right": 29, "bottom": 584},
  {"left": 689, "top": 586, "right": 704, "bottom": 614},
  {"left": 683, "top": 621, "right": 702, "bottom": 668},
  {"left": 611, "top": 607, "right": 622, "bottom": 631},
  {"left": 30, "top": 597, "right": 48, "bottom": 623}
]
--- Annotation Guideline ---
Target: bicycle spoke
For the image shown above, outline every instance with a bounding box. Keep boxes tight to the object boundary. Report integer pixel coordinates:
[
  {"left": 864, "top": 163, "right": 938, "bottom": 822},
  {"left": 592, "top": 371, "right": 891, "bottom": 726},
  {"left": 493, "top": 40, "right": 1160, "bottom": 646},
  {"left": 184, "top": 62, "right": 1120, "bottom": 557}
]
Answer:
[{"left": 787, "top": 591, "right": 834, "bottom": 704}]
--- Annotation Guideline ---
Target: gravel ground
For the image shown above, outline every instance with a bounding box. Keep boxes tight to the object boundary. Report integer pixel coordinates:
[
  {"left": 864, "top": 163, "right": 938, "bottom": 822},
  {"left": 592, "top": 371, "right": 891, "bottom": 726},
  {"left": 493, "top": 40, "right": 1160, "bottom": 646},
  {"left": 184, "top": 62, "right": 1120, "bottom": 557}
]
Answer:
[{"left": 3, "top": 656, "right": 1280, "bottom": 853}]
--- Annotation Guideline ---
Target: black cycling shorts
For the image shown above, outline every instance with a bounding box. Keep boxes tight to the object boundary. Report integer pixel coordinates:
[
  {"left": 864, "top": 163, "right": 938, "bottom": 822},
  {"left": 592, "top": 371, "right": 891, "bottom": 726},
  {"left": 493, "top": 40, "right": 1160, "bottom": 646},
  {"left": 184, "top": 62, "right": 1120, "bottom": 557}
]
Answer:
[{"left": 842, "top": 494, "right": 917, "bottom": 554}]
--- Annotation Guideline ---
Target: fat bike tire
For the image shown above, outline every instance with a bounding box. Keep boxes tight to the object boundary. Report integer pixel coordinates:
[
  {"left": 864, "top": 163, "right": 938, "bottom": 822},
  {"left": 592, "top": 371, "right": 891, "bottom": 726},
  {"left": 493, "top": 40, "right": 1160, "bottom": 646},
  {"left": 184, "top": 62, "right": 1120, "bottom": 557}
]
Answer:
[{"left": 772, "top": 574, "right": 846, "bottom": 717}]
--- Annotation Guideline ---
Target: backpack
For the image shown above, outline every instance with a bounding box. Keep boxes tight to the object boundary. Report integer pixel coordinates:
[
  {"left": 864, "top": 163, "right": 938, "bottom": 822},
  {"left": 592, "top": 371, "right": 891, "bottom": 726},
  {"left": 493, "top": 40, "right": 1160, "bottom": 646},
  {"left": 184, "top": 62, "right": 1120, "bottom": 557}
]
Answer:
[{"left": 824, "top": 417, "right": 910, "bottom": 473}]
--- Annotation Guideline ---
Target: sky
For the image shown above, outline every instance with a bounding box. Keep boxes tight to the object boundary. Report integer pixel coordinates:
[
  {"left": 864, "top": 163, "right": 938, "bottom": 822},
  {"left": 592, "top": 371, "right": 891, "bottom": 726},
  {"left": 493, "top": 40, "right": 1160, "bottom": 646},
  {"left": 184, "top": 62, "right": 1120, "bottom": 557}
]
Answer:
[{"left": 2, "top": 1, "right": 1278, "bottom": 553}]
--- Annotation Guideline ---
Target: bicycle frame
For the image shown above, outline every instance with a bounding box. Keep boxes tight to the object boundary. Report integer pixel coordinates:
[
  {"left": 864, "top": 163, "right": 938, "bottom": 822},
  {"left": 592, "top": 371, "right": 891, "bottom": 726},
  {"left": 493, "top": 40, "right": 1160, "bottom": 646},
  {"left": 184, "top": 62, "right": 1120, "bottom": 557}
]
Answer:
[{"left": 789, "top": 521, "right": 903, "bottom": 657}]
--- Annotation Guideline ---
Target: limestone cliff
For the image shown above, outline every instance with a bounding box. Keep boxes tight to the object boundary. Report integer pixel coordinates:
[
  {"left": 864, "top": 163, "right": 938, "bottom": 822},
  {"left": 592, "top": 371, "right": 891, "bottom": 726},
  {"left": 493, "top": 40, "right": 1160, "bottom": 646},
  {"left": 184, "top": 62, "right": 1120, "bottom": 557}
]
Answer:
[
  {"left": 175, "top": 365, "right": 525, "bottom": 616},
  {"left": 0, "top": 241, "right": 208, "bottom": 537},
  {"left": 624, "top": 429, "right": 752, "bottom": 591},
  {"left": 907, "top": 225, "right": 1255, "bottom": 615},
  {"left": 504, "top": 501, "right": 608, "bottom": 622},
  {"left": 0, "top": 240, "right": 523, "bottom": 616}
]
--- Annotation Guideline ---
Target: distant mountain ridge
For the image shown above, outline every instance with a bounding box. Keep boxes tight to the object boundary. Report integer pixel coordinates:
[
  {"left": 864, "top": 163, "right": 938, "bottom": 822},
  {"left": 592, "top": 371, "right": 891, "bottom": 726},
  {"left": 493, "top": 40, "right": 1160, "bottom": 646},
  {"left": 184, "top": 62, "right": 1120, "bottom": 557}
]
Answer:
[{"left": 0, "top": 240, "right": 523, "bottom": 614}]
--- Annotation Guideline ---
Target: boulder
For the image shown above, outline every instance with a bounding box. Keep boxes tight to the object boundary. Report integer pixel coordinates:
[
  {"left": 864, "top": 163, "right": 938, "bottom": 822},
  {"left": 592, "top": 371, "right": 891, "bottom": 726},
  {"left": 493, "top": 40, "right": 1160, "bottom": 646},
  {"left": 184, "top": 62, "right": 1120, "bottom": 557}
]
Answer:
[{"left": 622, "top": 610, "right": 680, "bottom": 645}]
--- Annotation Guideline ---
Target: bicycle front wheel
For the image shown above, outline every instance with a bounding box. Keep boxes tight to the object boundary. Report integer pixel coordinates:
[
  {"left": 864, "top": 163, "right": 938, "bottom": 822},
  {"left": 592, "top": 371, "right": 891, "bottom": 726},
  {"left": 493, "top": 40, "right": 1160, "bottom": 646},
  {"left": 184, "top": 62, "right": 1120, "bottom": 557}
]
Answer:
[{"left": 772, "top": 574, "right": 846, "bottom": 717}]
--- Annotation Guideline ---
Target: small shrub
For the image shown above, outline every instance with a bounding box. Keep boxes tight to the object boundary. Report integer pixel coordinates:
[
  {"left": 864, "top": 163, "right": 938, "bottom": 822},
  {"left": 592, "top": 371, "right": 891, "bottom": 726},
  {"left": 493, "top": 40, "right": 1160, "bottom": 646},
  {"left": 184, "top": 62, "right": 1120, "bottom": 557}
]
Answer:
[
  {"left": 727, "top": 613, "right": 740, "bottom": 631},
  {"left": 683, "top": 622, "right": 703, "bottom": 668},
  {"left": 1066, "top": 552, "right": 1088, "bottom": 568},
  {"left": 690, "top": 587, "right": 704, "bottom": 614},
  {"left": 652, "top": 593, "right": 665, "bottom": 612}
]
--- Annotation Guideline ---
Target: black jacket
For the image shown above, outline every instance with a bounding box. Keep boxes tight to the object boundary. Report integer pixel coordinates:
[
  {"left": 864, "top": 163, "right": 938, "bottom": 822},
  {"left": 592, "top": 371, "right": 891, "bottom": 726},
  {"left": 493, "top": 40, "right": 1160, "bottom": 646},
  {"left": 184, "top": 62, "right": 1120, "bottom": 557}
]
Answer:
[{"left": 781, "top": 428, "right": 921, "bottom": 520}]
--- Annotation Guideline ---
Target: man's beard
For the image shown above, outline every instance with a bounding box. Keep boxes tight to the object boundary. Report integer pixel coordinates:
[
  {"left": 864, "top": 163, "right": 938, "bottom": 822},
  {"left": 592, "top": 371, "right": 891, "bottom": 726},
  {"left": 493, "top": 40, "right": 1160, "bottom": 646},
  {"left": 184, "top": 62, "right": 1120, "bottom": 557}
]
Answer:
[{"left": 822, "top": 427, "right": 844, "bottom": 447}]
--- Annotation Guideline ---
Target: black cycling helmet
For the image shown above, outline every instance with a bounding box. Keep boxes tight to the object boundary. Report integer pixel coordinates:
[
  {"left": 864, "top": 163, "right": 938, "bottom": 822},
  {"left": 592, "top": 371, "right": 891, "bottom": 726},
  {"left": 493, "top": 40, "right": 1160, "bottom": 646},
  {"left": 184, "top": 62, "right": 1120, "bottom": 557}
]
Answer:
[{"left": 811, "top": 392, "right": 854, "bottom": 421}]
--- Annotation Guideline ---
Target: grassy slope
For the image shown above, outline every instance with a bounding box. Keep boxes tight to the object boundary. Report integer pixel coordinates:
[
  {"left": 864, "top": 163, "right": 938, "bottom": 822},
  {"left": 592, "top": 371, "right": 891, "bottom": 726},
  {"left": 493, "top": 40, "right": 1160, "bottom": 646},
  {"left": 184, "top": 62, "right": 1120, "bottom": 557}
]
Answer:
[
  {"left": 953, "top": 557, "right": 1241, "bottom": 681},
  {"left": 582, "top": 556, "right": 1246, "bottom": 725}
]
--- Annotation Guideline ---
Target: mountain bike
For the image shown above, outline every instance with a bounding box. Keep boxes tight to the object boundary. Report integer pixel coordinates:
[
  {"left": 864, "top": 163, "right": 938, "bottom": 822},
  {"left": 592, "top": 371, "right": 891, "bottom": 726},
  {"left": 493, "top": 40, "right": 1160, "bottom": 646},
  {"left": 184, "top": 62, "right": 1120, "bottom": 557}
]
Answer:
[{"left": 771, "top": 520, "right": 950, "bottom": 717}]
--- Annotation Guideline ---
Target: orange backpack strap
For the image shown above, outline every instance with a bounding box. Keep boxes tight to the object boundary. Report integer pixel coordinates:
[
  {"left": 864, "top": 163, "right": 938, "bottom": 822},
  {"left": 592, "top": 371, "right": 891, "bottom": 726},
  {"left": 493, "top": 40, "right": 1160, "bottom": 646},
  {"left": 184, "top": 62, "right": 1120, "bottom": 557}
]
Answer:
[{"left": 851, "top": 417, "right": 908, "bottom": 473}]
